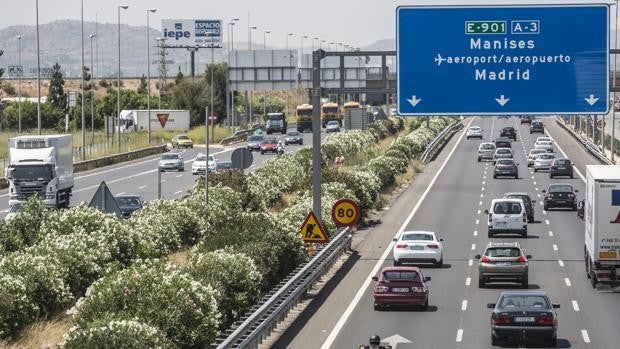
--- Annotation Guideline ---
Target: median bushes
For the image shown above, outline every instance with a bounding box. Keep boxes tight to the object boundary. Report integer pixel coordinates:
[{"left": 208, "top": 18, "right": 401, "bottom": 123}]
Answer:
[
  {"left": 0, "top": 196, "right": 48, "bottom": 254},
  {"left": 62, "top": 320, "right": 175, "bottom": 349}
]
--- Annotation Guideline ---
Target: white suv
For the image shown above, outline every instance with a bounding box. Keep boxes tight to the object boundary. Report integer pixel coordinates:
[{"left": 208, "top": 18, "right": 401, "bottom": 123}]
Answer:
[{"left": 485, "top": 199, "right": 527, "bottom": 238}]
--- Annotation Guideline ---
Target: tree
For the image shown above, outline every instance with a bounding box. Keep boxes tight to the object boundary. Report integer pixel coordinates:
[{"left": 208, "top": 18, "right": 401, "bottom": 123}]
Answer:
[
  {"left": 204, "top": 63, "right": 227, "bottom": 119},
  {"left": 47, "top": 63, "right": 67, "bottom": 112},
  {"left": 175, "top": 68, "right": 184, "bottom": 85},
  {"left": 170, "top": 79, "right": 210, "bottom": 126},
  {"left": 137, "top": 74, "right": 148, "bottom": 94}
]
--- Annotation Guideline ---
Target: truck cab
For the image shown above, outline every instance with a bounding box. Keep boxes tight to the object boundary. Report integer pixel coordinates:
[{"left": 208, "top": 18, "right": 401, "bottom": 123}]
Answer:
[
  {"left": 265, "top": 112, "right": 287, "bottom": 134},
  {"left": 296, "top": 104, "right": 313, "bottom": 132},
  {"left": 321, "top": 102, "right": 341, "bottom": 128}
]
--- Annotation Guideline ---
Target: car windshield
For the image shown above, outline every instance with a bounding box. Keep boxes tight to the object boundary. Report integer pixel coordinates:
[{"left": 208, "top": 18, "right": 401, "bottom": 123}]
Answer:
[
  {"left": 498, "top": 295, "right": 550, "bottom": 310},
  {"left": 262, "top": 139, "right": 278, "bottom": 144},
  {"left": 537, "top": 154, "right": 554, "bottom": 160},
  {"left": 177, "top": 135, "right": 189, "bottom": 140},
  {"left": 549, "top": 185, "right": 574, "bottom": 193},
  {"left": 402, "top": 233, "right": 433, "bottom": 241},
  {"left": 383, "top": 271, "right": 421, "bottom": 281},
  {"left": 195, "top": 155, "right": 206, "bottom": 161},
  {"left": 493, "top": 202, "right": 522, "bottom": 214},
  {"left": 507, "top": 195, "right": 529, "bottom": 204},
  {"left": 497, "top": 149, "right": 511, "bottom": 154},
  {"left": 554, "top": 159, "right": 570, "bottom": 165},
  {"left": 327, "top": 121, "right": 339, "bottom": 126},
  {"left": 480, "top": 144, "right": 495, "bottom": 150},
  {"left": 9, "top": 165, "right": 54, "bottom": 181},
  {"left": 287, "top": 132, "right": 299, "bottom": 136},
  {"left": 116, "top": 196, "right": 141, "bottom": 207},
  {"left": 485, "top": 247, "right": 521, "bottom": 257},
  {"left": 470, "top": 127, "right": 481, "bottom": 131},
  {"left": 496, "top": 160, "right": 514, "bottom": 165},
  {"left": 161, "top": 154, "right": 179, "bottom": 160},
  {"left": 248, "top": 136, "right": 263, "bottom": 142},
  {"left": 217, "top": 162, "right": 233, "bottom": 169},
  {"left": 530, "top": 150, "right": 545, "bottom": 156}
]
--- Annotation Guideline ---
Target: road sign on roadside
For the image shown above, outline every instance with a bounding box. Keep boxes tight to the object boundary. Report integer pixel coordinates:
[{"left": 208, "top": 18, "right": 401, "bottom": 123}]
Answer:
[
  {"left": 331, "top": 198, "right": 361, "bottom": 227},
  {"left": 397, "top": 3, "right": 609, "bottom": 115},
  {"left": 299, "top": 210, "right": 329, "bottom": 243},
  {"left": 597, "top": 119, "right": 606, "bottom": 129},
  {"left": 8, "top": 65, "right": 23, "bottom": 77},
  {"left": 231, "top": 148, "right": 253, "bottom": 169},
  {"left": 89, "top": 181, "right": 122, "bottom": 218},
  {"left": 68, "top": 91, "right": 77, "bottom": 108}
]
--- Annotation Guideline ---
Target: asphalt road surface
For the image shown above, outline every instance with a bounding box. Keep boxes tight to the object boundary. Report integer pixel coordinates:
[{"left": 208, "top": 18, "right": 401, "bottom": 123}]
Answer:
[{"left": 275, "top": 116, "right": 619, "bottom": 349}]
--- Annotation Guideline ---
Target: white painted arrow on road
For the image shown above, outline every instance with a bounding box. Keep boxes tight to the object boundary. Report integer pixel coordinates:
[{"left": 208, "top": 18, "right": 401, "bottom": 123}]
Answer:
[
  {"left": 495, "top": 95, "right": 510, "bottom": 107},
  {"left": 382, "top": 334, "right": 413, "bottom": 348},
  {"left": 407, "top": 95, "right": 422, "bottom": 107},
  {"left": 584, "top": 94, "right": 599, "bottom": 106}
]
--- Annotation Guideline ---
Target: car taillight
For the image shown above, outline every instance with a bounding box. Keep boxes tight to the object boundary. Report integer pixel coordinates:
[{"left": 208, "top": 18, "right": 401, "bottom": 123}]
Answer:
[
  {"left": 480, "top": 256, "right": 492, "bottom": 263},
  {"left": 427, "top": 244, "right": 439, "bottom": 249},
  {"left": 492, "top": 314, "right": 512, "bottom": 325},
  {"left": 523, "top": 213, "right": 527, "bottom": 222},
  {"left": 516, "top": 255, "right": 528, "bottom": 263},
  {"left": 375, "top": 285, "right": 389, "bottom": 293},
  {"left": 537, "top": 314, "right": 555, "bottom": 326},
  {"left": 411, "top": 286, "right": 427, "bottom": 293},
  {"left": 396, "top": 244, "right": 408, "bottom": 249},
  {"left": 488, "top": 214, "right": 492, "bottom": 223}
]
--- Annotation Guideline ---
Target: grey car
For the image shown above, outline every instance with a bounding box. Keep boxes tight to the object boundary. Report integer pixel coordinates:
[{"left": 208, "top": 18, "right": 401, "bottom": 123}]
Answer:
[
  {"left": 246, "top": 135, "right": 264, "bottom": 151},
  {"left": 284, "top": 131, "right": 303, "bottom": 145},
  {"left": 476, "top": 242, "right": 531, "bottom": 288},
  {"left": 325, "top": 120, "right": 341, "bottom": 133},
  {"left": 115, "top": 195, "right": 143, "bottom": 218},
  {"left": 158, "top": 153, "right": 184, "bottom": 172}
]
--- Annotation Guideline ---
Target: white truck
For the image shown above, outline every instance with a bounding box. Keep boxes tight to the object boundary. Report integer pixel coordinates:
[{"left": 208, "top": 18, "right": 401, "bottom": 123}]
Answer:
[
  {"left": 584, "top": 165, "right": 620, "bottom": 288},
  {"left": 118, "top": 109, "right": 190, "bottom": 133},
  {"left": 6, "top": 135, "right": 74, "bottom": 208}
]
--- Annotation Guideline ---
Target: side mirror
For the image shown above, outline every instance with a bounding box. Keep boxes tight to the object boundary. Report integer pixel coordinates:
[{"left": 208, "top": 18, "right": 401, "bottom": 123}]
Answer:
[
  {"left": 487, "top": 303, "right": 496, "bottom": 309},
  {"left": 531, "top": 200, "right": 536, "bottom": 203},
  {"left": 424, "top": 276, "right": 431, "bottom": 282},
  {"left": 541, "top": 190, "right": 547, "bottom": 193},
  {"left": 526, "top": 255, "right": 533, "bottom": 259},
  {"left": 392, "top": 238, "right": 397, "bottom": 242},
  {"left": 474, "top": 254, "right": 481, "bottom": 259},
  {"left": 371, "top": 276, "right": 378, "bottom": 282},
  {"left": 439, "top": 238, "right": 445, "bottom": 242},
  {"left": 552, "top": 303, "right": 560, "bottom": 309},
  {"left": 574, "top": 190, "right": 579, "bottom": 193},
  {"left": 484, "top": 209, "right": 489, "bottom": 214}
]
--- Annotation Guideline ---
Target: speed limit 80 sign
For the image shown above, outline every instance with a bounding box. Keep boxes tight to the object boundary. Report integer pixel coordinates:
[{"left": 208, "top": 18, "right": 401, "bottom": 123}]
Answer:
[{"left": 331, "top": 198, "right": 361, "bottom": 227}]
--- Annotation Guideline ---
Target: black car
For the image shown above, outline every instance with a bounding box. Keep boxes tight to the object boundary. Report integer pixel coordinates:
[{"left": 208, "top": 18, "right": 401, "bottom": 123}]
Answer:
[
  {"left": 488, "top": 291, "right": 559, "bottom": 346},
  {"left": 505, "top": 192, "right": 536, "bottom": 223},
  {"left": 115, "top": 195, "right": 144, "bottom": 218},
  {"left": 284, "top": 131, "right": 303, "bottom": 145},
  {"left": 500, "top": 127, "right": 517, "bottom": 141},
  {"left": 542, "top": 184, "right": 578, "bottom": 210},
  {"left": 549, "top": 158, "right": 574, "bottom": 179},
  {"left": 493, "top": 159, "right": 519, "bottom": 179},
  {"left": 494, "top": 137, "right": 512, "bottom": 149},
  {"left": 530, "top": 121, "right": 544, "bottom": 134},
  {"left": 520, "top": 116, "right": 532, "bottom": 124}
]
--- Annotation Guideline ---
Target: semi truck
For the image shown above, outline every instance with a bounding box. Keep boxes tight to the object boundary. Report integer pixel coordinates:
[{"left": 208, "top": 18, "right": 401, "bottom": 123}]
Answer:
[
  {"left": 321, "top": 102, "right": 341, "bottom": 127},
  {"left": 264, "top": 112, "right": 288, "bottom": 134},
  {"left": 296, "top": 104, "right": 313, "bottom": 132},
  {"left": 584, "top": 165, "right": 620, "bottom": 288},
  {"left": 118, "top": 109, "right": 190, "bottom": 133},
  {"left": 6, "top": 135, "right": 74, "bottom": 208}
]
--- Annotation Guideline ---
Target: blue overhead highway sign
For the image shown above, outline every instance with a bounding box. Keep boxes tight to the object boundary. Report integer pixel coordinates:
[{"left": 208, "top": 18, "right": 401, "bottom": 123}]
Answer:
[{"left": 397, "top": 4, "right": 609, "bottom": 115}]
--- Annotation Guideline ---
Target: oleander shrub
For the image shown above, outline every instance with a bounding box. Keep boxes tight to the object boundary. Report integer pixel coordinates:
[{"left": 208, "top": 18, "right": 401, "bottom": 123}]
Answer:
[
  {"left": 0, "top": 196, "right": 49, "bottom": 253},
  {"left": 0, "top": 274, "right": 40, "bottom": 340},
  {"left": 70, "top": 259, "right": 221, "bottom": 348},
  {"left": 322, "top": 168, "right": 381, "bottom": 211},
  {"left": 134, "top": 199, "right": 201, "bottom": 246},
  {"left": 185, "top": 184, "right": 246, "bottom": 233},
  {"left": 189, "top": 248, "right": 262, "bottom": 327},
  {"left": 62, "top": 320, "right": 176, "bottom": 349}
]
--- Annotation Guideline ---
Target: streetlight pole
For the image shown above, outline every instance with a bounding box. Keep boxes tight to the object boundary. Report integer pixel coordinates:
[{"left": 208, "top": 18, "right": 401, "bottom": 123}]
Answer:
[
  {"left": 286, "top": 33, "right": 293, "bottom": 120},
  {"left": 17, "top": 35, "right": 22, "bottom": 134},
  {"left": 81, "top": 0, "right": 86, "bottom": 160},
  {"left": 228, "top": 18, "right": 238, "bottom": 128},
  {"left": 90, "top": 33, "right": 96, "bottom": 150},
  {"left": 263, "top": 30, "right": 270, "bottom": 50},
  {"left": 300, "top": 35, "right": 308, "bottom": 104},
  {"left": 36, "top": 0, "right": 41, "bottom": 135},
  {"left": 117, "top": 5, "right": 129, "bottom": 153},
  {"left": 312, "top": 37, "right": 318, "bottom": 51},
  {"left": 249, "top": 26, "right": 257, "bottom": 124},
  {"left": 147, "top": 8, "right": 157, "bottom": 145},
  {"left": 321, "top": 40, "right": 326, "bottom": 50},
  {"left": 263, "top": 30, "right": 271, "bottom": 118}
]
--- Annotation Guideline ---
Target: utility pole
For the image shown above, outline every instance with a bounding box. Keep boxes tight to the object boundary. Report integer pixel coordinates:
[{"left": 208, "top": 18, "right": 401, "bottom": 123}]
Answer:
[
  {"left": 81, "top": 0, "right": 86, "bottom": 160},
  {"left": 36, "top": 0, "right": 41, "bottom": 135},
  {"left": 146, "top": 8, "right": 157, "bottom": 145},
  {"left": 90, "top": 33, "right": 96, "bottom": 150}
]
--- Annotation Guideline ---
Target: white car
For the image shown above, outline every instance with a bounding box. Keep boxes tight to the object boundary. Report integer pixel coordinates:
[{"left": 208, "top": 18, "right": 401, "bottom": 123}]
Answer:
[
  {"left": 493, "top": 148, "right": 513, "bottom": 163},
  {"left": 485, "top": 198, "right": 527, "bottom": 238},
  {"left": 527, "top": 149, "right": 547, "bottom": 167},
  {"left": 393, "top": 231, "right": 444, "bottom": 267},
  {"left": 192, "top": 154, "right": 216, "bottom": 175},
  {"left": 467, "top": 126, "right": 483, "bottom": 139},
  {"left": 536, "top": 136, "right": 553, "bottom": 144},
  {"left": 534, "top": 140, "right": 554, "bottom": 153},
  {"left": 478, "top": 142, "right": 496, "bottom": 162},
  {"left": 533, "top": 153, "right": 555, "bottom": 172}
]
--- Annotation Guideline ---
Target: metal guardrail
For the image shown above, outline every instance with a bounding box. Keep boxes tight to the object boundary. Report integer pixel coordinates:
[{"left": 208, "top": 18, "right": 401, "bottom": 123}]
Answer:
[
  {"left": 555, "top": 117, "right": 614, "bottom": 165},
  {"left": 420, "top": 120, "right": 464, "bottom": 163},
  {"left": 213, "top": 227, "right": 352, "bottom": 349}
]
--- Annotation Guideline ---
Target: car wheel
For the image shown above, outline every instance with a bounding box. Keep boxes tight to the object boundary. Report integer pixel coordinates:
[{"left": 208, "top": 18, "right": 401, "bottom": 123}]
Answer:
[
  {"left": 374, "top": 303, "right": 383, "bottom": 311},
  {"left": 515, "top": 172, "right": 518, "bottom": 179},
  {"left": 550, "top": 174, "right": 554, "bottom": 179},
  {"left": 522, "top": 276, "right": 529, "bottom": 289},
  {"left": 547, "top": 336, "right": 558, "bottom": 347},
  {"left": 261, "top": 151, "right": 265, "bottom": 155},
  {"left": 528, "top": 215, "right": 534, "bottom": 223},
  {"left": 544, "top": 205, "right": 549, "bottom": 211},
  {"left": 534, "top": 168, "right": 538, "bottom": 172},
  {"left": 572, "top": 205, "right": 578, "bottom": 211},
  {"left": 493, "top": 174, "right": 497, "bottom": 179},
  {"left": 477, "top": 157, "right": 481, "bottom": 162},
  {"left": 422, "top": 298, "right": 429, "bottom": 310},
  {"left": 491, "top": 335, "right": 500, "bottom": 346},
  {"left": 300, "top": 141, "right": 303, "bottom": 145},
  {"left": 179, "top": 167, "right": 184, "bottom": 172},
  {"left": 435, "top": 257, "right": 443, "bottom": 268},
  {"left": 522, "top": 228, "right": 528, "bottom": 238},
  {"left": 488, "top": 231, "right": 493, "bottom": 238},
  {"left": 478, "top": 278, "right": 485, "bottom": 288}
]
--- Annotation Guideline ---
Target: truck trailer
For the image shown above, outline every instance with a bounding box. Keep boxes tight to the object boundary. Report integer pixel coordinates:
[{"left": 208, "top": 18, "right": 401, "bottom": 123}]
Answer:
[
  {"left": 119, "top": 109, "right": 190, "bottom": 133},
  {"left": 584, "top": 165, "right": 620, "bottom": 288},
  {"left": 7, "top": 135, "right": 74, "bottom": 208}
]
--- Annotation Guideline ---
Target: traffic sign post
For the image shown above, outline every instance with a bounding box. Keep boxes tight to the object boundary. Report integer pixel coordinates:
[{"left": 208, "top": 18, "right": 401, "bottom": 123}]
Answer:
[
  {"left": 331, "top": 198, "right": 361, "bottom": 227},
  {"left": 397, "top": 3, "right": 609, "bottom": 115}
]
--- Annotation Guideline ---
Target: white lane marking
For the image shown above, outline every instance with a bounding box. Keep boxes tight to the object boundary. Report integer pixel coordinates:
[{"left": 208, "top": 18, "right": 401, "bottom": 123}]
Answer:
[
  {"left": 465, "top": 277, "right": 471, "bottom": 286},
  {"left": 533, "top": 181, "right": 537, "bottom": 185},
  {"left": 476, "top": 210, "right": 481, "bottom": 215},
  {"left": 471, "top": 243, "right": 476, "bottom": 250},
  {"left": 138, "top": 185, "right": 147, "bottom": 190},
  {"left": 175, "top": 174, "right": 183, "bottom": 178},
  {"left": 117, "top": 192, "right": 125, "bottom": 196},
  {"left": 479, "top": 201, "right": 483, "bottom": 206},
  {"left": 549, "top": 231, "right": 554, "bottom": 237},
  {"left": 531, "top": 176, "right": 535, "bottom": 179},
  {"left": 320, "top": 118, "right": 476, "bottom": 349},
  {"left": 461, "top": 300, "right": 468, "bottom": 311},
  {"left": 480, "top": 193, "right": 484, "bottom": 198},
  {"left": 456, "top": 329, "right": 464, "bottom": 343},
  {"left": 473, "top": 230, "right": 478, "bottom": 236},
  {"left": 545, "top": 219, "right": 550, "bottom": 225},
  {"left": 572, "top": 300, "right": 580, "bottom": 311},
  {"left": 535, "top": 187, "right": 539, "bottom": 191},
  {"left": 481, "top": 187, "right": 485, "bottom": 191},
  {"left": 538, "top": 194, "right": 542, "bottom": 198},
  {"left": 483, "top": 175, "right": 487, "bottom": 179},
  {"left": 482, "top": 181, "right": 486, "bottom": 185},
  {"left": 545, "top": 130, "right": 586, "bottom": 182},
  {"left": 468, "top": 259, "right": 473, "bottom": 266},
  {"left": 558, "top": 259, "right": 565, "bottom": 267},
  {"left": 543, "top": 210, "right": 547, "bottom": 215},
  {"left": 475, "top": 219, "right": 480, "bottom": 225},
  {"left": 173, "top": 190, "right": 183, "bottom": 195},
  {"left": 565, "top": 278, "right": 572, "bottom": 287},
  {"left": 581, "top": 329, "right": 591, "bottom": 343},
  {"left": 553, "top": 244, "right": 558, "bottom": 251}
]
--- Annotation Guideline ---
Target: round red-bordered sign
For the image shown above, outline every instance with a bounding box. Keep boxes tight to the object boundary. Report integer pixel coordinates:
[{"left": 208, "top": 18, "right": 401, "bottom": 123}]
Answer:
[{"left": 331, "top": 198, "right": 361, "bottom": 227}]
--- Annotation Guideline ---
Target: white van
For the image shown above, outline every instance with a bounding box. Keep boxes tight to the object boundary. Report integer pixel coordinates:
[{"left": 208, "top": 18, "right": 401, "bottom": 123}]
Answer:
[{"left": 485, "top": 199, "right": 528, "bottom": 238}]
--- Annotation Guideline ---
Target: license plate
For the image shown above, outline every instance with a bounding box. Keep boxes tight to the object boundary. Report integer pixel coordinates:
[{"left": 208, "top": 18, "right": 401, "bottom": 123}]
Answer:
[
  {"left": 496, "top": 262, "right": 512, "bottom": 266},
  {"left": 555, "top": 200, "right": 565, "bottom": 204},
  {"left": 495, "top": 222, "right": 507, "bottom": 228},
  {"left": 558, "top": 167, "right": 567, "bottom": 170},
  {"left": 412, "top": 246, "right": 424, "bottom": 250},
  {"left": 515, "top": 317, "right": 535, "bottom": 322},
  {"left": 392, "top": 287, "right": 409, "bottom": 293}
]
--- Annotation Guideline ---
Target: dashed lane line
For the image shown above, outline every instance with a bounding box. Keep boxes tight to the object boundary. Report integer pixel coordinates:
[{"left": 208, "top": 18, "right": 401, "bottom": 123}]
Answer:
[
  {"left": 473, "top": 230, "right": 478, "bottom": 236},
  {"left": 456, "top": 329, "right": 464, "bottom": 343},
  {"left": 175, "top": 174, "right": 183, "bottom": 178},
  {"left": 545, "top": 219, "right": 550, "bottom": 225},
  {"left": 173, "top": 190, "right": 183, "bottom": 195},
  {"left": 461, "top": 300, "right": 468, "bottom": 311},
  {"left": 549, "top": 231, "right": 554, "bottom": 237},
  {"left": 138, "top": 185, "right": 147, "bottom": 190},
  {"left": 471, "top": 243, "right": 476, "bottom": 250},
  {"left": 558, "top": 260, "right": 565, "bottom": 267},
  {"left": 581, "top": 329, "right": 591, "bottom": 343},
  {"left": 572, "top": 300, "right": 580, "bottom": 312},
  {"left": 565, "top": 278, "right": 572, "bottom": 287},
  {"left": 465, "top": 277, "right": 471, "bottom": 286},
  {"left": 553, "top": 244, "right": 558, "bottom": 251},
  {"left": 475, "top": 219, "right": 480, "bottom": 225},
  {"left": 468, "top": 259, "right": 473, "bottom": 266}
]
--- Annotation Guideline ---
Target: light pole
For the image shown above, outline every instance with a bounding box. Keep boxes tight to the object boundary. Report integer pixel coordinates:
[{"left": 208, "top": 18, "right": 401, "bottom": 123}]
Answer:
[
  {"left": 227, "top": 18, "right": 239, "bottom": 128},
  {"left": 286, "top": 33, "right": 294, "bottom": 120},
  {"left": 263, "top": 30, "right": 270, "bottom": 50},
  {"left": 300, "top": 35, "right": 308, "bottom": 104},
  {"left": 249, "top": 25, "right": 258, "bottom": 123},
  {"left": 263, "top": 30, "right": 271, "bottom": 118},
  {"left": 117, "top": 5, "right": 129, "bottom": 153},
  {"left": 321, "top": 39, "right": 326, "bottom": 50},
  {"left": 329, "top": 42, "right": 335, "bottom": 51},
  {"left": 146, "top": 8, "right": 157, "bottom": 145},
  {"left": 312, "top": 37, "right": 319, "bottom": 51},
  {"left": 17, "top": 35, "right": 22, "bottom": 134},
  {"left": 90, "top": 33, "right": 96, "bottom": 149},
  {"left": 36, "top": 0, "right": 41, "bottom": 135},
  {"left": 612, "top": 0, "right": 619, "bottom": 162},
  {"left": 249, "top": 26, "right": 257, "bottom": 50},
  {"left": 338, "top": 42, "right": 343, "bottom": 51},
  {"left": 81, "top": 0, "right": 86, "bottom": 160}
]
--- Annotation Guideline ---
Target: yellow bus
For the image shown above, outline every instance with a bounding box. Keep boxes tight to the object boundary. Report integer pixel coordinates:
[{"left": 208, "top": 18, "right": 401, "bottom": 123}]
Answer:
[
  {"left": 321, "top": 102, "right": 341, "bottom": 127},
  {"left": 295, "top": 104, "right": 314, "bottom": 132}
]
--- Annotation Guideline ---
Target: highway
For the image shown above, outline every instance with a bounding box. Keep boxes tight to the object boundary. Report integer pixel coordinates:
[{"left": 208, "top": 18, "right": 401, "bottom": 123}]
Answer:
[
  {"left": 0, "top": 125, "right": 328, "bottom": 216},
  {"left": 274, "top": 117, "right": 620, "bottom": 349}
]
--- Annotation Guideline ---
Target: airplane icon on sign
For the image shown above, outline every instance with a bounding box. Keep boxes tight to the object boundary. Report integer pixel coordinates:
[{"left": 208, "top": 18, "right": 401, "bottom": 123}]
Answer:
[{"left": 434, "top": 54, "right": 446, "bottom": 66}]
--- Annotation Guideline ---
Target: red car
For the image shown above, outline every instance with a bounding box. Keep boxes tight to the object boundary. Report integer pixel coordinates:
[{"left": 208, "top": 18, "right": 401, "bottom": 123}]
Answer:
[
  {"left": 260, "top": 138, "right": 278, "bottom": 154},
  {"left": 372, "top": 266, "right": 430, "bottom": 310}
]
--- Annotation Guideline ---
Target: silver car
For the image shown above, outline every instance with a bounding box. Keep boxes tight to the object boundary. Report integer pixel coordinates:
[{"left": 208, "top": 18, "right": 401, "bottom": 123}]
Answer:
[
  {"left": 478, "top": 142, "right": 496, "bottom": 162},
  {"left": 493, "top": 148, "right": 513, "bottom": 164},
  {"left": 533, "top": 153, "right": 555, "bottom": 172},
  {"left": 476, "top": 242, "right": 531, "bottom": 288},
  {"left": 325, "top": 120, "right": 341, "bottom": 133},
  {"left": 467, "top": 126, "right": 483, "bottom": 139},
  {"left": 527, "top": 149, "right": 547, "bottom": 167},
  {"left": 158, "top": 153, "right": 184, "bottom": 172}
]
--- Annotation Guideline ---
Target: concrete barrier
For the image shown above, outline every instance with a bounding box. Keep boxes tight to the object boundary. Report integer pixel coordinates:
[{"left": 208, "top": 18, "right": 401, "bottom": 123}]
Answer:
[{"left": 0, "top": 144, "right": 167, "bottom": 190}]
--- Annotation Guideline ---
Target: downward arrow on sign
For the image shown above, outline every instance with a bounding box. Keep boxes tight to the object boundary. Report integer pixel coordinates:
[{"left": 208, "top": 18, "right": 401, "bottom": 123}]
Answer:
[
  {"left": 584, "top": 94, "right": 599, "bottom": 106},
  {"left": 495, "top": 95, "right": 510, "bottom": 107},
  {"left": 407, "top": 95, "right": 422, "bottom": 107}
]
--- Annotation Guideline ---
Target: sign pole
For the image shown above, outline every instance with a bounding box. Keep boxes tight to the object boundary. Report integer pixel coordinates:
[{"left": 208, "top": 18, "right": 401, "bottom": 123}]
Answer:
[
  {"left": 312, "top": 49, "right": 323, "bottom": 222},
  {"left": 205, "top": 106, "right": 209, "bottom": 206},
  {"left": 157, "top": 166, "right": 162, "bottom": 199}
]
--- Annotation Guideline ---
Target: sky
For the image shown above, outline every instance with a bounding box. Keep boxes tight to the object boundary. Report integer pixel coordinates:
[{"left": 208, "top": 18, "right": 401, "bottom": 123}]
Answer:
[{"left": 0, "top": 0, "right": 405, "bottom": 48}]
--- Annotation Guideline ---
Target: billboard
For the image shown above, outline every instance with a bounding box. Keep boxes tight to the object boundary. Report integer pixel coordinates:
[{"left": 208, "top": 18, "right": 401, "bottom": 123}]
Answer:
[{"left": 161, "top": 19, "right": 222, "bottom": 47}]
